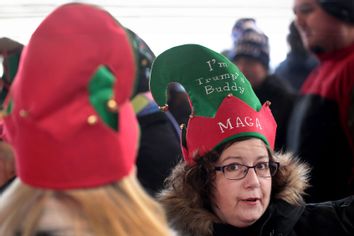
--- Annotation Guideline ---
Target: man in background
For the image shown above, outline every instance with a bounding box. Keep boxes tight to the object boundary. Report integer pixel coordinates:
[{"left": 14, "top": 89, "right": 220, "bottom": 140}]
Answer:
[{"left": 289, "top": 0, "right": 354, "bottom": 202}]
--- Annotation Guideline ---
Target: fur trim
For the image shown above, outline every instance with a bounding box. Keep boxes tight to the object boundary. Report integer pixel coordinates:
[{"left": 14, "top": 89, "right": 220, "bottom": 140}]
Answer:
[
  {"left": 158, "top": 163, "right": 217, "bottom": 236},
  {"left": 158, "top": 152, "right": 310, "bottom": 236},
  {"left": 272, "top": 152, "right": 311, "bottom": 205}
]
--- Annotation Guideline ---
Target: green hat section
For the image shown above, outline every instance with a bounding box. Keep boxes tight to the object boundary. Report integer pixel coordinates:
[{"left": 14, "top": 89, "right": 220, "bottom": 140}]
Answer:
[
  {"left": 150, "top": 44, "right": 261, "bottom": 117},
  {"left": 88, "top": 65, "right": 118, "bottom": 131}
]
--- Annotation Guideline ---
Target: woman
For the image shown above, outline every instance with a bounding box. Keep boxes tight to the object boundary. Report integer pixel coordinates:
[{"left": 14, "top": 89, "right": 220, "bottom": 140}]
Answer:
[
  {"left": 0, "top": 3, "right": 171, "bottom": 236},
  {"left": 149, "top": 44, "right": 354, "bottom": 236}
]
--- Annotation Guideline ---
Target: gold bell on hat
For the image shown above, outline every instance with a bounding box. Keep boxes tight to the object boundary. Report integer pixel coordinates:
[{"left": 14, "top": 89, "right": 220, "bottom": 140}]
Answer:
[
  {"left": 87, "top": 115, "right": 98, "bottom": 125},
  {"left": 19, "top": 109, "right": 29, "bottom": 118},
  {"left": 107, "top": 98, "right": 118, "bottom": 112}
]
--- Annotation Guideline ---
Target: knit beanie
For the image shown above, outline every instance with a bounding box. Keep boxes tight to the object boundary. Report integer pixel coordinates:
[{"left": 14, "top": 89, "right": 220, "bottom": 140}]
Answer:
[
  {"left": 231, "top": 18, "right": 257, "bottom": 44},
  {"left": 150, "top": 44, "right": 276, "bottom": 165},
  {"left": 2, "top": 3, "right": 139, "bottom": 189},
  {"left": 318, "top": 0, "right": 354, "bottom": 24},
  {"left": 229, "top": 28, "right": 270, "bottom": 69}
]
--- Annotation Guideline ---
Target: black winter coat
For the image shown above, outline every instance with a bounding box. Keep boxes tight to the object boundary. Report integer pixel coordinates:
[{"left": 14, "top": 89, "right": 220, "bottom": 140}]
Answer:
[
  {"left": 214, "top": 196, "right": 354, "bottom": 236},
  {"left": 135, "top": 102, "right": 182, "bottom": 196}
]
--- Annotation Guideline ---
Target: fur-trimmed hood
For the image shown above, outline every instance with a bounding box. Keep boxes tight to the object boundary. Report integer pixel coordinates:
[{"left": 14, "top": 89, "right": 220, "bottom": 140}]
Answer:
[{"left": 158, "top": 152, "right": 310, "bottom": 236}]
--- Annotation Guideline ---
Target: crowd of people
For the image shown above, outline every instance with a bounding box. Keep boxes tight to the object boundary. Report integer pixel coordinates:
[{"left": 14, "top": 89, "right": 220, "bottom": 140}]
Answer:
[{"left": 0, "top": 0, "right": 353, "bottom": 235}]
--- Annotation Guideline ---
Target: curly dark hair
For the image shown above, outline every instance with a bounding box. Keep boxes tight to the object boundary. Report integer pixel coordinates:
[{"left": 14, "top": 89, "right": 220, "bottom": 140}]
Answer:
[{"left": 161, "top": 137, "right": 289, "bottom": 215}]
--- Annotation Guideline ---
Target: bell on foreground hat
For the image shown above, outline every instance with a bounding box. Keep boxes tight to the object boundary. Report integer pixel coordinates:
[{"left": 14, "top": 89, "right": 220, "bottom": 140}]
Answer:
[
  {"left": 2, "top": 3, "right": 139, "bottom": 189},
  {"left": 150, "top": 44, "right": 276, "bottom": 165}
]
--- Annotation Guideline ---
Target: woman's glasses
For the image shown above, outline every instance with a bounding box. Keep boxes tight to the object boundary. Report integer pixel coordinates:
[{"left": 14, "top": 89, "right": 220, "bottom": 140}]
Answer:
[{"left": 214, "top": 161, "right": 279, "bottom": 180}]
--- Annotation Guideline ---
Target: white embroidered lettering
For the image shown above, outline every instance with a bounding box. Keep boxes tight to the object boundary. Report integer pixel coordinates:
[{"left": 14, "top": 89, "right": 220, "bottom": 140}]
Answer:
[
  {"left": 244, "top": 116, "right": 253, "bottom": 126},
  {"left": 218, "top": 118, "right": 234, "bottom": 133},
  {"left": 235, "top": 117, "right": 246, "bottom": 127},
  {"left": 256, "top": 118, "right": 262, "bottom": 130},
  {"left": 205, "top": 85, "right": 214, "bottom": 95}
]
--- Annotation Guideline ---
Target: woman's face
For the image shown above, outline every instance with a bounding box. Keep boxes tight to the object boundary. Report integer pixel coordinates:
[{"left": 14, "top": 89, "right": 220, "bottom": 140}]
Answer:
[{"left": 212, "top": 138, "right": 272, "bottom": 228}]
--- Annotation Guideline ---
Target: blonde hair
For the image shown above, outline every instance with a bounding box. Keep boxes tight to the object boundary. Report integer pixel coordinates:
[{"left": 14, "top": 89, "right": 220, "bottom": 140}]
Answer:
[{"left": 0, "top": 174, "right": 172, "bottom": 236}]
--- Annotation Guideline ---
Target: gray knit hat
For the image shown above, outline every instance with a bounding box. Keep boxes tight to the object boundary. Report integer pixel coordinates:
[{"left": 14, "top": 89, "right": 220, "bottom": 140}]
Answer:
[{"left": 228, "top": 28, "right": 270, "bottom": 69}]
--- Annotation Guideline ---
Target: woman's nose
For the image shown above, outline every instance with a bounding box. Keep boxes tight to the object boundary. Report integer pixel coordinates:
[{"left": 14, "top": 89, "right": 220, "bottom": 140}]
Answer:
[{"left": 243, "top": 168, "right": 260, "bottom": 189}]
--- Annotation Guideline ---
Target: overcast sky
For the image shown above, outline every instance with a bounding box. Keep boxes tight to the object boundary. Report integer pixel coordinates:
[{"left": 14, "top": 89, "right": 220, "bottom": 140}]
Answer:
[{"left": 1, "top": 0, "right": 296, "bottom": 69}]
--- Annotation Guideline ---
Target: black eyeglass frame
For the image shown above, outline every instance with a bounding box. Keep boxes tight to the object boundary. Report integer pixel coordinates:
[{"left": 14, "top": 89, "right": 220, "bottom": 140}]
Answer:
[{"left": 214, "top": 161, "right": 280, "bottom": 180}]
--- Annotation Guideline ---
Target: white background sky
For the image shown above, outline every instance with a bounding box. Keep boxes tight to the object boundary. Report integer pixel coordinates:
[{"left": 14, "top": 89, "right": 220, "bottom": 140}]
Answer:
[{"left": 1, "top": 0, "right": 296, "bottom": 70}]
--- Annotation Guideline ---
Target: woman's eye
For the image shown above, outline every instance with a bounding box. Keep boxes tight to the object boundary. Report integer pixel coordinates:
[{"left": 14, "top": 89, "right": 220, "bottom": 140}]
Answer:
[
  {"left": 256, "top": 162, "right": 269, "bottom": 170},
  {"left": 225, "top": 163, "right": 241, "bottom": 172}
]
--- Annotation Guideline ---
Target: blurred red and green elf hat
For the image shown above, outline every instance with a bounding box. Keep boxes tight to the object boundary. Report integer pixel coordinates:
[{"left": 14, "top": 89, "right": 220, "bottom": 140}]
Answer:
[
  {"left": 2, "top": 3, "right": 139, "bottom": 189},
  {"left": 150, "top": 44, "right": 276, "bottom": 165}
]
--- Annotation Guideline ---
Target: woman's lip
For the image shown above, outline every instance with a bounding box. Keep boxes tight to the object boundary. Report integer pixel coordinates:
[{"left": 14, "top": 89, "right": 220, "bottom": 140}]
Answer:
[
  {"left": 240, "top": 198, "right": 260, "bottom": 202},
  {"left": 240, "top": 197, "right": 260, "bottom": 200},
  {"left": 240, "top": 198, "right": 260, "bottom": 205}
]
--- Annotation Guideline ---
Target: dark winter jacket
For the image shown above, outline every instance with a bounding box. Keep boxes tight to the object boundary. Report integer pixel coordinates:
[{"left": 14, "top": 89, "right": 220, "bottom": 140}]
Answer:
[
  {"left": 254, "top": 75, "right": 296, "bottom": 152},
  {"left": 274, "top": 52, "right": 318, "bottom": 91},
  {"left": 133, "top": 92, "right": 182, "bottom": 196},
  {"left": 213, "top": 196, "right": 354, "bottom": 236},
  {"left": 159, "top": 153, "right": 354, "bottom": 236}
]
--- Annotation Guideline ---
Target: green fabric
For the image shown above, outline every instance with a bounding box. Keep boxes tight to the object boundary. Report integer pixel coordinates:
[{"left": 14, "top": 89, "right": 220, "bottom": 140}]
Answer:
[
  {"left": 150, "top": 44, "right": 261, "bottom": 117},
  {"left": 5, "top": 99, "right": 13, "bottom": 114},
  {"left": 88, "top": 65, "right": 117, "bottom": 130},
  {"left": 1, "top": 50, "right": 21, "bottom": 83},
  {"left": 0, "top": 50, "right": 22, "bottom": 105},
  {"left": 7, "top": 53, "right": 20, "bottom": 83}
]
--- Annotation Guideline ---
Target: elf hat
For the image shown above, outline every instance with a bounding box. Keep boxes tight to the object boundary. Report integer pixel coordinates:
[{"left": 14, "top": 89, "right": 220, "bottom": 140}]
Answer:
[
  {"left": 150, "top": 44, "right": 276, "bottom": 165},
  {"left": 318, "top": 0, "right": 354, "bottom": 24},
  {"left": 2, "top": 3, "right": 139, "bottom": 189}
]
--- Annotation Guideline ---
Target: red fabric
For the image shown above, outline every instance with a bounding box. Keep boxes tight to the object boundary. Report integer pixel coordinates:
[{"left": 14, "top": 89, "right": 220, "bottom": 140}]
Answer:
[
  {"left": 184, "top": 96, "right": 277, "bottom": 165},
  {"left": 301, "top": 43, "right": 354, "bottom": 152},
  {"left": 3, "top": 3, "right": 138, "bottom": 189},
  {"left": 0, "top": 119, "right": 4, "bottom": 141}
]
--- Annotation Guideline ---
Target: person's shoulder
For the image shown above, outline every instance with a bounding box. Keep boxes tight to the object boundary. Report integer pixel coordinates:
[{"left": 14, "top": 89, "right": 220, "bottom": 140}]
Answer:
[
  {"left": 302, "top": 195, "right": 354, "bottom": 221},
  {"left": 295, "top": 196, "right": 354, "bottom": 234}
]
